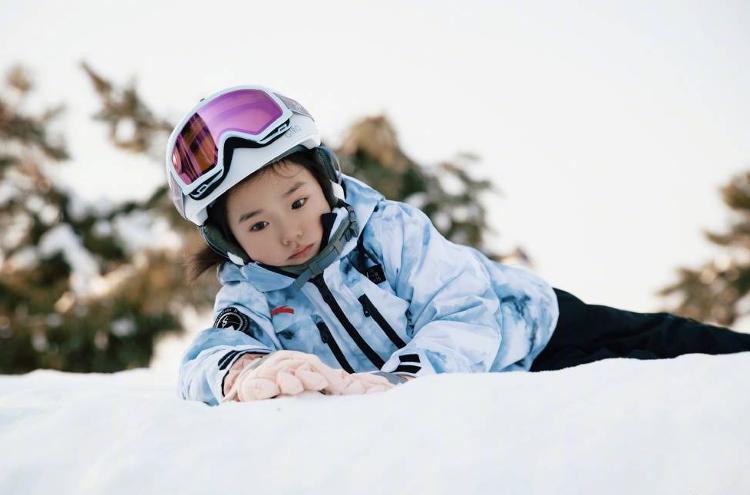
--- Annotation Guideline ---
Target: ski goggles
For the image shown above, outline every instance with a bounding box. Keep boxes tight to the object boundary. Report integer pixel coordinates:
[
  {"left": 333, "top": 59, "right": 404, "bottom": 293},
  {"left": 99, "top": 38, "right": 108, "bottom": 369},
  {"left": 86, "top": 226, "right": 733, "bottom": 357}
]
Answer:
[{"left": 166, "top": 86, "right": 312, "bottom": 199}]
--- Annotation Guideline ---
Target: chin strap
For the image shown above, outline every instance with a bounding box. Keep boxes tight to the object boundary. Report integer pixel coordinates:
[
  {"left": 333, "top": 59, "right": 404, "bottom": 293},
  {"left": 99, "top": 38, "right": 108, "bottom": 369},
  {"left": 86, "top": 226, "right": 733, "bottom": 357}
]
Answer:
[{"left": 288, "top": 204, "right": 359, "bottom": 290}]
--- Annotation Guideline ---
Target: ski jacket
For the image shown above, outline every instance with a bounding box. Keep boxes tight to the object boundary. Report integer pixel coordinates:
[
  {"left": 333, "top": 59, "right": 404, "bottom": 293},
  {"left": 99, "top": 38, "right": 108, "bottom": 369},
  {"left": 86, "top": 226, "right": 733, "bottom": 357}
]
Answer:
[{"left": 179, "top": 175, "right": 559, "bottom": 405}]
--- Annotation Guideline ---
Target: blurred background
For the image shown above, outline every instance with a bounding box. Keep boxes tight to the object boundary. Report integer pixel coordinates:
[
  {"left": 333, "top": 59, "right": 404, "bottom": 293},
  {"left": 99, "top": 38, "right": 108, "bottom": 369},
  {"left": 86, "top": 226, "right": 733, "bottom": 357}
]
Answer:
[{"left": 1, "top": 0, "right": 749, "bottom": 375}]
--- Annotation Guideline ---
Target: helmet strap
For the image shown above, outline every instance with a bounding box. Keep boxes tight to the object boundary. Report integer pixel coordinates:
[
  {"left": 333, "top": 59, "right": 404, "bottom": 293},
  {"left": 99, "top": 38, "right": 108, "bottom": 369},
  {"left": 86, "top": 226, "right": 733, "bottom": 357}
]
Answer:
[{"left": 289, "top": 203, "right": 359, "bottom": 289}]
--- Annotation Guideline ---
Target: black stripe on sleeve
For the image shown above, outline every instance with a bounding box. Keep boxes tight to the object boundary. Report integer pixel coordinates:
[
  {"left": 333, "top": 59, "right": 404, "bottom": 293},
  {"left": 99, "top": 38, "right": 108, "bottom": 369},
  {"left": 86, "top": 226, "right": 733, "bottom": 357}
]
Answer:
[
  {"left": 398, "top": 354, "right": 420, "bottom": 363},
  {"left": 220, "top": 350, "right": 270, "bottom": 397},
  {"left": 393, "top": 364, "right": 421, "bottom": 374},
  {"left": 218, "top": 350, "right": 240, "bottom": 370}
]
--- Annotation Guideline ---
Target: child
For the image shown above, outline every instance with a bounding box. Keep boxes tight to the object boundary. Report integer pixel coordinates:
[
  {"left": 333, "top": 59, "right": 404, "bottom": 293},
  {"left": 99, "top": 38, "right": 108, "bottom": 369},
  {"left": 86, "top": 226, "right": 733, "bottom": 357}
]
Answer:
[{"left": 166, "top": 86, "right": 750, "bottom": 406}]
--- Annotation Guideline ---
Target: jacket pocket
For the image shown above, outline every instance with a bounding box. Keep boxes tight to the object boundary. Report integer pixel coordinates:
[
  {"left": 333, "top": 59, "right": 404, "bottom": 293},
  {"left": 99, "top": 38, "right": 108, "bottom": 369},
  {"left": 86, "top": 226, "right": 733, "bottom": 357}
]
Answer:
[
  {"left": 357, "top": 294, "right": 407, "bottom": 349},
  {"left": 312, "top": 316, "right": 354, "bottom": 373}
]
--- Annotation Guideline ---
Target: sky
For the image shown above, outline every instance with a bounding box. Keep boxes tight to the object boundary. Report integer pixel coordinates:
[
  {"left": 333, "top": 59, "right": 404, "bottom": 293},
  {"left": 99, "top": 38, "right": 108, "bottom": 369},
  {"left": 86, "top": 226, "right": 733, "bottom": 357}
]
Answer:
[{"left": 2, "top": 0, "right": 750, "bottom": 314}]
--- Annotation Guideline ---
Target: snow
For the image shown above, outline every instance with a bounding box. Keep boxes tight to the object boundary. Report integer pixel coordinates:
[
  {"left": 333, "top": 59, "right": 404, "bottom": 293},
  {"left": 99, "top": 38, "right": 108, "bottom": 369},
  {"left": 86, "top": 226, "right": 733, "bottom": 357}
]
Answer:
[
  {"left": 27, "top": 210, "right": 181, "bottom": 299},
  {"left": 38, "top": 224, "right": 100, "bottom": 295},
  {"left": 1, "top": 353, "right": 749, "bottom": 494},
  {"left": 112, "top": 211, "right": 182, "bottom": 254},
  {"left": 0, "top": 181, "right": 19, "bottom": 206}
]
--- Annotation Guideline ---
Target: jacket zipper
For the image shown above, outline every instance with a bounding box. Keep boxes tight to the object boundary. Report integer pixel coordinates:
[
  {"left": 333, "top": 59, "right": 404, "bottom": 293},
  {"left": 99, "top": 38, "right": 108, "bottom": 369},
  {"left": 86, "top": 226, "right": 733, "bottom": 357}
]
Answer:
[
  {"left": 314, "top": 319, "right": 354, "bottom": 374},
  {"left": 310, "top": 274, "right": 385, "bottom": 369},
  {"left": 358, "top": 294, "right": 407, "bottom": 349}
]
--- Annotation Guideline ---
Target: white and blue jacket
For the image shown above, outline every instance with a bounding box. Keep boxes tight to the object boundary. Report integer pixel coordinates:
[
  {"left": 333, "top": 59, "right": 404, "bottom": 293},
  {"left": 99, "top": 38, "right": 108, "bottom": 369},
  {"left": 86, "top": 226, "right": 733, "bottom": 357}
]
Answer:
[{"left": 179, "top": 175, "right": 559, "bottom": 405}]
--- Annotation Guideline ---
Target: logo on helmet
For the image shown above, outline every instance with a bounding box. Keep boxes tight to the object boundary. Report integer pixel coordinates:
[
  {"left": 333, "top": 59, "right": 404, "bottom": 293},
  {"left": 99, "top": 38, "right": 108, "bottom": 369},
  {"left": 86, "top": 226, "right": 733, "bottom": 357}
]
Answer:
[{"left": 285, "top": 124, "right": 302, "bottom": 138}]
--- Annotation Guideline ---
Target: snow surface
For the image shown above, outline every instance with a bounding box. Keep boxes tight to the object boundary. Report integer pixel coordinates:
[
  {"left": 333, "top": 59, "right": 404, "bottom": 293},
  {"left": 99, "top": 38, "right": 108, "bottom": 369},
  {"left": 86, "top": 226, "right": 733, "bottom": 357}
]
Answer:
[{"left": 1, "top": 353, "right": 748, "bottom": 495}]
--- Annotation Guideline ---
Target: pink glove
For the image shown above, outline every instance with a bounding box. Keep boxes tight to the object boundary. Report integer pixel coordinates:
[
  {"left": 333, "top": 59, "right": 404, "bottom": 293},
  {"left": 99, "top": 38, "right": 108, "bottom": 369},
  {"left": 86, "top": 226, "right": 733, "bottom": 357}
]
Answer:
[
  {"left": 222, "top": 351, "right": 398, "bottom": 402},
  {"left": 326, "top": 371, "right": 395, "bottom": 395},
  {"left": 280, "top": 359, "right": 401, "bottom": 395},
  {"left": 223, "top": 351, "right": 332, "bottom": 402}
]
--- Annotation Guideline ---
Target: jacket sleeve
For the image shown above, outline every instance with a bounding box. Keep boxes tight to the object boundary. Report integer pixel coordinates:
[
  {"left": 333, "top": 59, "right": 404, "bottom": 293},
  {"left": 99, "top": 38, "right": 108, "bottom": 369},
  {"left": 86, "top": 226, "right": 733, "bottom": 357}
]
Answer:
[
  {"left": 366, "top": 201, "right": 504, "bottom": 376},
  {"left": 179, "top": 281, "right": 278, "bottom": 406}
]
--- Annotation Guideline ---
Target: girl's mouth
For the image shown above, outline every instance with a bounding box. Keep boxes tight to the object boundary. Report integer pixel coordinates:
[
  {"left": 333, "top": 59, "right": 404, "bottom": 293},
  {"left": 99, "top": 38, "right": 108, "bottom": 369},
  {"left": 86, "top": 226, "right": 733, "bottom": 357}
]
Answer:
[{"left": 288, "top": 244, "right": 314, "bottom": 260}]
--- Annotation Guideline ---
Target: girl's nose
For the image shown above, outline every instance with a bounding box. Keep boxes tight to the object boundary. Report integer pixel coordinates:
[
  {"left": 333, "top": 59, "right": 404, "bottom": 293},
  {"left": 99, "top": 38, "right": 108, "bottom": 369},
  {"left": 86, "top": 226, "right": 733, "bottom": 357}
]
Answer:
[{"left": 281, "top": 226, "right": 303, "bottom": 245}]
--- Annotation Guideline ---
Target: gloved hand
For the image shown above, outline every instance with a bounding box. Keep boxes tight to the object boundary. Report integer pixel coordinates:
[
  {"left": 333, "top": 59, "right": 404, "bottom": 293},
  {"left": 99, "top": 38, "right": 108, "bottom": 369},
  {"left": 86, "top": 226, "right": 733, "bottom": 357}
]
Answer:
[
  {"left": 320, "top": 370, "right": 393, "bottom": 395},
  {"left": 329, "top": 371, "right": 409, "bottom": 394},
  {"left": 222, "top": 351, "right": 401, "bottom": 402},
  {"left": 223, "top": 351, "right": 333, "bottom": 402}
]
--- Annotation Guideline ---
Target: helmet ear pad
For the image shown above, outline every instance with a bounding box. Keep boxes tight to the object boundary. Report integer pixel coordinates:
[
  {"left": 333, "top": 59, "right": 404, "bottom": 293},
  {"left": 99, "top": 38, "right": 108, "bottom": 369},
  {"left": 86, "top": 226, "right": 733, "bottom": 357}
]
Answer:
[
  {"left": 201, "top": 192, "right": 251, "bottom": 266},
  {"left": 312, "top": 145, "right": 341, "bottom": 183},
  {"left": 312, "top": 145, "right": 345, "bottom": 205},
  {"left": 200, "top": 222, "right": 251, "bottom": 266}
]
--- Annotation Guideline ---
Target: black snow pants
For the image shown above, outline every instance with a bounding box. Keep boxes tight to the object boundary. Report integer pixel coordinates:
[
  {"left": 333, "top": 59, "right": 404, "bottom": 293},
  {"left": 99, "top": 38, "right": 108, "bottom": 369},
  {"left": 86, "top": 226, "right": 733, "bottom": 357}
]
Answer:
[{"left": 530, "top": 288, "right": 750, "bottom": 372}]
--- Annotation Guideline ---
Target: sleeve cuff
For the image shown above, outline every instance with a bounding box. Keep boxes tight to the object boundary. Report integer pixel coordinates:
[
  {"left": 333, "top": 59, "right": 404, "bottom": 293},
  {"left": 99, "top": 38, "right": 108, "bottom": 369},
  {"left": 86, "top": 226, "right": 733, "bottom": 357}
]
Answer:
[
  {"left": 381, "top": 350, "right": 435, "bottom": 377},
  {"left": 218, "top": 348, "right": 271, "bottom": 399}
]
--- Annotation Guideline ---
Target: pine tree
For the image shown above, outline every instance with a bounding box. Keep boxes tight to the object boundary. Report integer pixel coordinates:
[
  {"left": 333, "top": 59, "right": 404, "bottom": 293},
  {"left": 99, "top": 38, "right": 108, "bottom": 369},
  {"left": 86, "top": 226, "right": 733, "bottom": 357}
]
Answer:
[
  {"left": 659, "top": 170, "right": 750, "bottom": 326},
  {"left": 0, "top": 66, "right": 211, "bottom": 373}
]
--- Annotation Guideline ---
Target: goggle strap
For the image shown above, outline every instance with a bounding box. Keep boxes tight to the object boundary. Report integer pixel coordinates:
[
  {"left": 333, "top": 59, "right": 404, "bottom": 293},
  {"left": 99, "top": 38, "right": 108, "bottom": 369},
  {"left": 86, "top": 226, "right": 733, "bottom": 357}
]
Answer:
[{"left": 274, "top": 93, "right": 312, "bottom": 120}]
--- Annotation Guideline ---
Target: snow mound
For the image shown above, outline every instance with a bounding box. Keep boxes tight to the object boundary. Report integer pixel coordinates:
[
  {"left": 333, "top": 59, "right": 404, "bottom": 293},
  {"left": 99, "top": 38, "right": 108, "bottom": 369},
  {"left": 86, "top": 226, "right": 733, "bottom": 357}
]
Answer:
[{"left": 1, "top": 353, "right": 748, "bottom": 495}]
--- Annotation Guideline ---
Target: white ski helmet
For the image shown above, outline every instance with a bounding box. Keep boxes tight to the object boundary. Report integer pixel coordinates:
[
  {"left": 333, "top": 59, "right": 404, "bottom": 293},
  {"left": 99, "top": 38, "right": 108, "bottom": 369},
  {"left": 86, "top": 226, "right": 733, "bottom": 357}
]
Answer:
[{"left": 165, "top": 85, "right": 345, "bottom": 264}]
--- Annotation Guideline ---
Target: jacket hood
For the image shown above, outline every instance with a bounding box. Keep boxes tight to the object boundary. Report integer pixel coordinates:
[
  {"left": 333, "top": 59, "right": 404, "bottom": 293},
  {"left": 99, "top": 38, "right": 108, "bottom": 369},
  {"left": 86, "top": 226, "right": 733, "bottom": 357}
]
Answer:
[{"left": 217, "top": 174, "right": 383, "bottom": 292}]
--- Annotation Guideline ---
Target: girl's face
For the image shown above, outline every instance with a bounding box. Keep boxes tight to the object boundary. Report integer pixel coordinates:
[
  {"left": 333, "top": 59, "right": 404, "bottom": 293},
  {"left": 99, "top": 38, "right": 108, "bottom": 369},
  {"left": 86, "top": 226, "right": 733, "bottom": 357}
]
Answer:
[{"left": 226, "top": 161, "right": 331, "bottom": 267}]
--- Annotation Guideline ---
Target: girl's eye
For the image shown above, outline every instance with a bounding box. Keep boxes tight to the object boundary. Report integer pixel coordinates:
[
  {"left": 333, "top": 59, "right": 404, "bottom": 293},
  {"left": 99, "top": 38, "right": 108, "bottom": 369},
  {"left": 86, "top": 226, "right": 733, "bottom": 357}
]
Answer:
[
  {"left": 250, "top": 221, "right": 268, "bottom": 232},
  {"left": 292, "top": 198, "right": 307, "bottom": 209}
]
